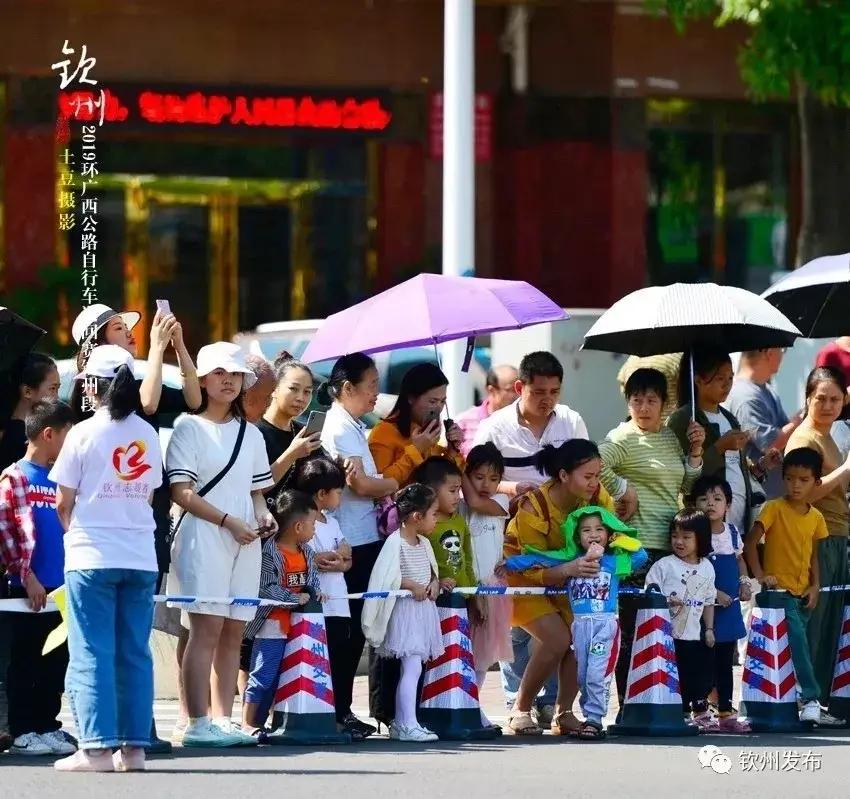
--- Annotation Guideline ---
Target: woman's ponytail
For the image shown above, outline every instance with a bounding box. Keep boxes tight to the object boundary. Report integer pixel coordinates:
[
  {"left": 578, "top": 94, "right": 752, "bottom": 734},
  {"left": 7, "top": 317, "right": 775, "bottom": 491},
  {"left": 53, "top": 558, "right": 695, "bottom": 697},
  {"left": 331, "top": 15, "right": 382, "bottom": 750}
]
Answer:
[
  {"left": 102, "top": 364, "right": 140, "bottom": 421},
  {"left": 535, "top": 439, "right": 600, "bottom": 479},
  {"left": 316, "top": 381, "right": 333, "bottom": 407}
]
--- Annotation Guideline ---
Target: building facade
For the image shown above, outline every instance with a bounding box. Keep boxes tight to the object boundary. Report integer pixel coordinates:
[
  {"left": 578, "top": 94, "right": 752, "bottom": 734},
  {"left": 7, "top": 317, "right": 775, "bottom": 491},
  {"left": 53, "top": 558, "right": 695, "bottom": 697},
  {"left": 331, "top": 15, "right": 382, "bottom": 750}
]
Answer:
[{"left": 0, "top": 0, "right": 796, "bottom": 351}]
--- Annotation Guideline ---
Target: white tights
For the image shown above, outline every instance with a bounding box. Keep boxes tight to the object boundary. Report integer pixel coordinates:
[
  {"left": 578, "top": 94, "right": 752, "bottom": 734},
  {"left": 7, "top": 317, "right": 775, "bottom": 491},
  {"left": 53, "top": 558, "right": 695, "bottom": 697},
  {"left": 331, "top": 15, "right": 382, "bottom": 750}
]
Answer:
[
  {"left": 475, "top": 669, "right": 493, "bottom": 727},
  {"left": 395, "top": 655, "right": 423, "bottom": 728}
]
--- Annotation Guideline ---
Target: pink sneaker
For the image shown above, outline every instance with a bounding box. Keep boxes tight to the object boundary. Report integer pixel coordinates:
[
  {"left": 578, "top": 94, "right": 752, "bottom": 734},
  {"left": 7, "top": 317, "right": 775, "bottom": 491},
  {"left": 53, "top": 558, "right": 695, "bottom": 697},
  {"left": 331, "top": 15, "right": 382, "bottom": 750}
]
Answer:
[
  {"left": 692, "top": 712, "right": 719, "bottom": 732},
  {"left": 716, "top": 713, "right": 752, "bottom": 734},
  {"left": 113, "top": 747, "right": 146, "bottom": 772},
  {"left": 54, "top": 749, "right": 115, "bottom": 772}
]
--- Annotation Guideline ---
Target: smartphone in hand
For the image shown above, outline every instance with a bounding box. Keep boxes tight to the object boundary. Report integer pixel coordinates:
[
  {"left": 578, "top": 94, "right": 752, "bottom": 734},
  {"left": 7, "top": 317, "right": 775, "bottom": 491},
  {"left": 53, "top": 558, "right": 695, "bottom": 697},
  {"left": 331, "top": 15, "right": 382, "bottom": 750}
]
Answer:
[
  {"left": 156, "top": 299, "right": 172, "bottom": 316},
  {"left": 422, "top": 408, "right": 441, "bottom": 427},
  {"left": 304, "top": 410, "right": 327, "bottom": 437}
]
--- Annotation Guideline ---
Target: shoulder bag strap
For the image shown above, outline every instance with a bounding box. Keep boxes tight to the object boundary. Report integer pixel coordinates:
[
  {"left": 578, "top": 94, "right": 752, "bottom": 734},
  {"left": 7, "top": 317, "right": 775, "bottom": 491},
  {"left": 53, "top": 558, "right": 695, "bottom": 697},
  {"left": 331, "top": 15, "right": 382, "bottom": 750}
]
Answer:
[{"left": 170, "top": 418, "right": 248, "bottom": 540}]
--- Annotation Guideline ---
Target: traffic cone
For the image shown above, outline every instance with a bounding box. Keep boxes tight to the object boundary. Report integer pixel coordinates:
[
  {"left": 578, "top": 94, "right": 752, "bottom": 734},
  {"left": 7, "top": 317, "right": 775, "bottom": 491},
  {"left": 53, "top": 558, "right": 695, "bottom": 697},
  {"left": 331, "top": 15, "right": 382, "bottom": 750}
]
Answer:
[
  {"left": 608, "top": 588, "right": 698, "bottom": 737},
  {"left": 268, "top": 597, "right": 351, "bottom": 745},
  {"left": 828, "top": 592, "right": 850, "bottom": 724},
  {"left": 739, "top": 591, "right": 804, "bottom": 733},
  {"left": 418, "top": 592, "right": 499, "bottom": 741}
]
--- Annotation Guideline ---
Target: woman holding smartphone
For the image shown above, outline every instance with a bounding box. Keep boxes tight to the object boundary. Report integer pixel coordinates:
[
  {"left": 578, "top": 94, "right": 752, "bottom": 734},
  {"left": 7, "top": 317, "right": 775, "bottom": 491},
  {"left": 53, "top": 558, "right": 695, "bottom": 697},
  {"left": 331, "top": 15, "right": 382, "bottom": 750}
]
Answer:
[
  {"left": 368, "top": 363, "right": 465, "bottom": 487},
  {"left": 69, "top": 302, "right": 201, "bottom": 754},
  {"left": 233, "top": 352, "right": 323, "bottom": 705}
]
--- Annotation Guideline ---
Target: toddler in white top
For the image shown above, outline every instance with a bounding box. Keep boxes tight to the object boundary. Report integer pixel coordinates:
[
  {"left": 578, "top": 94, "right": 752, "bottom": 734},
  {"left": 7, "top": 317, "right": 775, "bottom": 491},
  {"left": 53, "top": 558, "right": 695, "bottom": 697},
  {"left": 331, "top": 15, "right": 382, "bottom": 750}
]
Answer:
[{"left": 645, "top": 509, "right": 717, "bottom": 731}]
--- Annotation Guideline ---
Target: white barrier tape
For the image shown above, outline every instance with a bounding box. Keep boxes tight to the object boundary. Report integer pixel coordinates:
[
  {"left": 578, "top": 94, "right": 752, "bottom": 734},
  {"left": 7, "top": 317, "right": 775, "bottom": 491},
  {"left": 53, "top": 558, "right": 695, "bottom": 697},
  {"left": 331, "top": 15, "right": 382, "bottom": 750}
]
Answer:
[{"left": 0, "top": 582, "right": 793, "bottom": 614}]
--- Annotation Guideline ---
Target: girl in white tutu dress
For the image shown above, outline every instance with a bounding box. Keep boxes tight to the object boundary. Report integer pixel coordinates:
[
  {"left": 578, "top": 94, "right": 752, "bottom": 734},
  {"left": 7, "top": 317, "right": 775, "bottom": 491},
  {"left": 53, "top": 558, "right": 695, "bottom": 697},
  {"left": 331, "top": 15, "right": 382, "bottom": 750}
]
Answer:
[{"left": 361, "top": 484, "right": 444, "bottom": 743}]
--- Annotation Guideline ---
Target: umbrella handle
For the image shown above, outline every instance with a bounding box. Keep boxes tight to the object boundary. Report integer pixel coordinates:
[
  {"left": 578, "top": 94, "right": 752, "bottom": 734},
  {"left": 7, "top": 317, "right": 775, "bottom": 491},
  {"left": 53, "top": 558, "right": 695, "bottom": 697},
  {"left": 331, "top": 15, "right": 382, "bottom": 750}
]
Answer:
[{"left": 690, "top": 349, "right": 695, "bottom": 422}]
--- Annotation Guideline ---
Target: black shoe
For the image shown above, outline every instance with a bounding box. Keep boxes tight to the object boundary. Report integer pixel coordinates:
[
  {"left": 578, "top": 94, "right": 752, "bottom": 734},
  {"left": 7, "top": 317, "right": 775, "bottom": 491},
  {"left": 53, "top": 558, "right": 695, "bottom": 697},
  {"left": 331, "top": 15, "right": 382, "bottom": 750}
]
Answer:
[
  {"left": 146, "top": 719, "right": 173, "bottom": 755},
  {"left": 341, "top": 713, "right": 376, "bottom": 738}
]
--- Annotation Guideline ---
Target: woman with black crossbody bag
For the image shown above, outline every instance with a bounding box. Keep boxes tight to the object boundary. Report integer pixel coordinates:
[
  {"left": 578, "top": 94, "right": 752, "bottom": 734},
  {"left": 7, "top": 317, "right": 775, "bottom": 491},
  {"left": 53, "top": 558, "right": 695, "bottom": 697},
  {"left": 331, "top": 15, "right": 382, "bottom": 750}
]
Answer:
[{"left": 164, "top": 342, "right": 277, "bottom": 749}]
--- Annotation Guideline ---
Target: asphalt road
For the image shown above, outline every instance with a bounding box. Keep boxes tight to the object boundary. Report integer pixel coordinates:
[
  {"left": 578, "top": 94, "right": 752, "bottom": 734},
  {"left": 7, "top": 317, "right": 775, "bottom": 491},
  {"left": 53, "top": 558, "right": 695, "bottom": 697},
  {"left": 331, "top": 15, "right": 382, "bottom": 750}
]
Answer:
[{"left": 3, "top": 673, "right": 850, "bottom": 797}]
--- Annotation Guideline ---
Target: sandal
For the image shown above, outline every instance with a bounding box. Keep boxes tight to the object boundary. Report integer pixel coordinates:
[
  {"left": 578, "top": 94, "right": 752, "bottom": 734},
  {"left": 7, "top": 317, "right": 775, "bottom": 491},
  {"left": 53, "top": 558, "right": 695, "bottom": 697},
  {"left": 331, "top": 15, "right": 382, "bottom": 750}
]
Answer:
[
  {"left": 551, "top": 710, "right": 583, "bottom": 736},
  {"left": 569, "top": 722, "right": 606, "bottom": 741},
  {"left": 507, "top": 710, "right": 544, "bottom": 736}
]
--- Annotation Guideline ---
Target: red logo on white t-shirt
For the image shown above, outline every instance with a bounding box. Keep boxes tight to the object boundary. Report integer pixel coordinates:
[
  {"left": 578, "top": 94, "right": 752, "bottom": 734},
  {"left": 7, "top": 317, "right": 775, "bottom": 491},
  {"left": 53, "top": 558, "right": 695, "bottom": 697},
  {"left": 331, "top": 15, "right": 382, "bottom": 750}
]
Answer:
[{"left": 112, "top": 440, "right": 152, "bottom": 482}]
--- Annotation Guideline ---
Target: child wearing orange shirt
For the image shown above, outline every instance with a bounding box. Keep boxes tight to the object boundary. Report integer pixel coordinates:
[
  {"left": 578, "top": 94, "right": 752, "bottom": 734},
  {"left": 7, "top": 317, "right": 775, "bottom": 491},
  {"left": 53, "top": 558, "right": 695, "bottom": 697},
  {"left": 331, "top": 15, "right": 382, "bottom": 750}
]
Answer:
[{"left": 241, "top": 490, "right": 321, "bottom": 738}]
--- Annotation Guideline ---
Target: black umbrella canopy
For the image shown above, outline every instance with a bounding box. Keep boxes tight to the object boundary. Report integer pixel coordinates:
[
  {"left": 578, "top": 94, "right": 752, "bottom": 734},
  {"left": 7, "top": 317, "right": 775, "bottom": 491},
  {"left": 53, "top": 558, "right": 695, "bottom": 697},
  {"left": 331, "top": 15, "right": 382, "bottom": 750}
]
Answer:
[
  {"left": 583, "top": 283, "right": 802, "bottom": 356},
  {"left": 761, "top": 254, "right": 850, "bottom": 339},
  {"left": 0, "top": 307, "right": 45, "bottom": 371}
]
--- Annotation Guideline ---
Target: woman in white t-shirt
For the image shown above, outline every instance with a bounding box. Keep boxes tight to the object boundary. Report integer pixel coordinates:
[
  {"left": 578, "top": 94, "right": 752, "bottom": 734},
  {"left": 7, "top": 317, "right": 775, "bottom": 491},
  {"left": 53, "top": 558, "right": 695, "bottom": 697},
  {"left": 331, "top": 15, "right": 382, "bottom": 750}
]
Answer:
[
  {"left": 50, "top": 346, "right": 163, "bottom": 773},
  {"left": 318, "top": 353, "right": 398, "bottom": 736},
  {"left": 165, "top": 342, "right": 276, "bottom": 748}
]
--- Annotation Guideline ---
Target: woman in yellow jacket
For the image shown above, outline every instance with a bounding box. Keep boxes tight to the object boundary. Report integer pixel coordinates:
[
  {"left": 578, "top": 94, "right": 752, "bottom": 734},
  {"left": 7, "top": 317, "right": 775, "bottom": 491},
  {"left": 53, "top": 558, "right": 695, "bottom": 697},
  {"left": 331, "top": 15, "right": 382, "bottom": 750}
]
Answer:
[
  {"left": 369, "top": 363, "right": 465, "bottom": 485},
  {"left": 502, "top": 439, "right": 616, "bottom": 737}
]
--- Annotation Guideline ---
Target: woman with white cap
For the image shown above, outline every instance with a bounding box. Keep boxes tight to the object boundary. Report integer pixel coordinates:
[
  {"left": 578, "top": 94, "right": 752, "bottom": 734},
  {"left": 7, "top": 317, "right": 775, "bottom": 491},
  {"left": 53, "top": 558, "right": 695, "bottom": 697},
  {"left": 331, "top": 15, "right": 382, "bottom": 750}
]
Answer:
[
  {"left": 70, "top": 303, "right": 201, "bottom": 753},
  {"left": 69, "top": 303, "right": 201, "bottom": 422},
  {"left": 49, "top": 345, "right": 163, "bottom": 772},
  {"left": 165, "top": 342, "right": 277, "bottom": 748}
]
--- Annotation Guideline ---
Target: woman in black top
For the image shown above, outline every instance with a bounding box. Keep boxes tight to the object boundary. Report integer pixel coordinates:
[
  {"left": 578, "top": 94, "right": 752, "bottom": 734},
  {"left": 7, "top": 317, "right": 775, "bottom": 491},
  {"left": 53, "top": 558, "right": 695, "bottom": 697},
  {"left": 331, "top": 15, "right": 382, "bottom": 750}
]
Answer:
[
  {"left": 0, "top": 354, "right": 61, "bottom": 471},
  {"left": 68, "top": 303, "right": 201, "bottom": 754},
  {"left": 257, "top": 354, "right": 324, "bottom": 498}
]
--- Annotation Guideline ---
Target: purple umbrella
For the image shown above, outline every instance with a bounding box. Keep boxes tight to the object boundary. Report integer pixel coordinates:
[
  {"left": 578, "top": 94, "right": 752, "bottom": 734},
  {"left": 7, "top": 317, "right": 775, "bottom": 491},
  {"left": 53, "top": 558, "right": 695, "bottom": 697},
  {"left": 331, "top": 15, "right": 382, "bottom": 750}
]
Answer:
[{"left": 301, "top": 274, "right": 568, "bottom": 365}]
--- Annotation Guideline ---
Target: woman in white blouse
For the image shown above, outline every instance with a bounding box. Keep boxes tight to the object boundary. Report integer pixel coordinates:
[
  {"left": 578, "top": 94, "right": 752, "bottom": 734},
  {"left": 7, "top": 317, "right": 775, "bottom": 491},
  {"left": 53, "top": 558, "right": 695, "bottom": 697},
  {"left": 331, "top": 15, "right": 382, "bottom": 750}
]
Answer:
[
  {"left": 318, "top": 353, "right": 398, "bottom": 737},
  {"left": 166, "top": 342, "right": 276, "bottom": 748}
]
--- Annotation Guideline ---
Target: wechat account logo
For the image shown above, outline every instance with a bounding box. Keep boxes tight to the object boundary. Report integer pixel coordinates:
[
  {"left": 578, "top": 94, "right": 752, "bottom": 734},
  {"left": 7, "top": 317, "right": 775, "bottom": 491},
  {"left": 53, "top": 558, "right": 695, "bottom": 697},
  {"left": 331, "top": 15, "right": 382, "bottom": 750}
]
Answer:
[{"left": 699, "top": 745, "right": 732, "bottom": 774}]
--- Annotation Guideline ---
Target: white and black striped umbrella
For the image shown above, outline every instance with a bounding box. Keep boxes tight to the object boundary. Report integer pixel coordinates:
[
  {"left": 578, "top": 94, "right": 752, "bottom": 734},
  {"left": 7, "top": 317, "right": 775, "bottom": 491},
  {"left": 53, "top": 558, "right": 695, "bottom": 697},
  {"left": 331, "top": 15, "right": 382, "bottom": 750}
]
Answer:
[{"left": 582, "top": 283, "right": 802, "bottom": 356}]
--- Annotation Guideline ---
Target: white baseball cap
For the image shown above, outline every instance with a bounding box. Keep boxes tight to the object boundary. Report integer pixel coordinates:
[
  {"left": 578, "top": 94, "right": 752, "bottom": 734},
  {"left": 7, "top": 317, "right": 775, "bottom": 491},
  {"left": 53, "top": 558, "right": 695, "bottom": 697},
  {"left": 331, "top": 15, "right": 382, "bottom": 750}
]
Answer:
[
  {"left": 74, "top": 345, "right": 135, "bottom": 380},
  {"left": 72, "top": 304, "right": 141, "bottom": 347},
  {"left": 196, "top": 342, "right": 257, "bottom": 390}
]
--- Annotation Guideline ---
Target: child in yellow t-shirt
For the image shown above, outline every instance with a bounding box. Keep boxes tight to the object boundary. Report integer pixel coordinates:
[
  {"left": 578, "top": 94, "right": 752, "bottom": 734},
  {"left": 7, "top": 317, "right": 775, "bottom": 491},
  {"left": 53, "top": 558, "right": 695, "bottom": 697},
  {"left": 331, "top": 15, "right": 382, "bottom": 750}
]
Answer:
[{"left": 744, "top": 447, "right": 829, "bottom": 726}]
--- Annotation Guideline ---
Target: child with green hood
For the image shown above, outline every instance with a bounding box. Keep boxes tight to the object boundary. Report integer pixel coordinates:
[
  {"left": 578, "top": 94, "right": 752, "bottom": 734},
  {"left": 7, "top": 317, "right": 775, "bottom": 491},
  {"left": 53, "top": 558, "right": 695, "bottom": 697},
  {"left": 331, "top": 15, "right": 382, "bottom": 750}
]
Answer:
[{"left": 503, "top": 505, "right": 647, "bottom": 739}]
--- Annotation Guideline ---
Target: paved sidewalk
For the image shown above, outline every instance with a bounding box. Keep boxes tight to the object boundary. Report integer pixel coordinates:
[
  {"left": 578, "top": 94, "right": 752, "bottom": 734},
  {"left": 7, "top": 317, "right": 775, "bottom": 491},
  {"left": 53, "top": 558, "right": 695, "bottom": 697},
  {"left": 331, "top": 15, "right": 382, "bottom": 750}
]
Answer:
[{"left": 59, "top": 668, "right": 746, "bottom": 737}]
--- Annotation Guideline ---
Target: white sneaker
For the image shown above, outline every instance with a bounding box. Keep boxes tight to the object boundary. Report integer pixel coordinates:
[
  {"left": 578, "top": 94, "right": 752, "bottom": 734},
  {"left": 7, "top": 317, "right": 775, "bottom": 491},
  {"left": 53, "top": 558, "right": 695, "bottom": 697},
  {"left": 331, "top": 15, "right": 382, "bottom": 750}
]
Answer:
[
  {"left": 211, "top": 717, "right": 258, "bottom": 747},
  {"left": 816, "top": 708, "right": 845, "bottom": 727},
  {"left": 395, "top": 724, "right": 438, "bottom": 743},
  {"left": 182, "top": 718, "right": 245, "bottom": 748},
  {"left": 800, "top": 701, "right": 821, "bottom": 724},
  {"left": 388, "top": 721, "right": 402, "bottom": 740},
  {"left": 172, "top": 720, "right": 187, "bottom": 745},
  {"left": 10, "top": 732, "right": 53, "bottom": 756},
  {"left": 40, "top": 730, "right": 77, "bottom": 755}
]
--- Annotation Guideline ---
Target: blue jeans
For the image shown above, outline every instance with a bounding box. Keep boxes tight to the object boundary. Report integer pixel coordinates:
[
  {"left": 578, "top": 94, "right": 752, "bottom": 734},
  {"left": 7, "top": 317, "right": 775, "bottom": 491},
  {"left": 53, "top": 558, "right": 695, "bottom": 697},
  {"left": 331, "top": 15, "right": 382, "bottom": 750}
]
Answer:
[
  {"left": 65, "top": 568, "right": 157, "bottom": 750},
  {"left": 499, "top": 627, "right": 558, "bottom": 709}
]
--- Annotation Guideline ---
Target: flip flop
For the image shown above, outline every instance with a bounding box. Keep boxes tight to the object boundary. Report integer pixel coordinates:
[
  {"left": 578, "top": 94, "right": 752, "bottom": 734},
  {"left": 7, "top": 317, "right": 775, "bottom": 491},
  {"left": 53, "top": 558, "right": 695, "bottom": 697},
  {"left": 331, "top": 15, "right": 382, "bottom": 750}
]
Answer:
[{"left": 569, "top": 722, "right": 606, "bottom": 741}]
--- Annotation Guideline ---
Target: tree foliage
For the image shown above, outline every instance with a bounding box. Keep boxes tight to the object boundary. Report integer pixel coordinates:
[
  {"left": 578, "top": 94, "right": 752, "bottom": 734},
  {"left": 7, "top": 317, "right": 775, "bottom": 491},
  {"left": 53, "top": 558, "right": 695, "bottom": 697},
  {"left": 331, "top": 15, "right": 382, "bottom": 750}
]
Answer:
[{"left": 656, "top": 0, "right": 850, "bottom": 105}]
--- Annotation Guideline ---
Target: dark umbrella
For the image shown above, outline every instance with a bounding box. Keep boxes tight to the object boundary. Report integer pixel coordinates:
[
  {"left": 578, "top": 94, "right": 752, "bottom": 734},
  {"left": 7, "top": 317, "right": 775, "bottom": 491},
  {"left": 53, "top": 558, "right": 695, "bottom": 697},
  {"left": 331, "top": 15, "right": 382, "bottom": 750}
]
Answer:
[
  {"left": 0, "top": 307, "right": 45, "bottom": 371},
  {"left": 761, "top": 254, "right": 850, "bottom": 338}
]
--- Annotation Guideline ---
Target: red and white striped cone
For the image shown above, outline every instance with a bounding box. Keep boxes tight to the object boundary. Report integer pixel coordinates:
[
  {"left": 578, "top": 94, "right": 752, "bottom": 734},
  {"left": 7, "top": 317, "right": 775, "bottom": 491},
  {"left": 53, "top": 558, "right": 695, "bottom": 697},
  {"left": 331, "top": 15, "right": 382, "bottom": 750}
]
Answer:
[
  {"left": 418, "top": 592, "right": 499, "bottom": 741},
  {"left": 739, "top": 591, "right": 803, "bottom": 733},
  {"left": 608, "top": 589, "right": 698, "bottom": 737},
  {"left": 828, "top": 592, "right": 850, "bottom": 724},
  {"left": 268, "top": 597, "right": 351, "bottom": 745}
]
